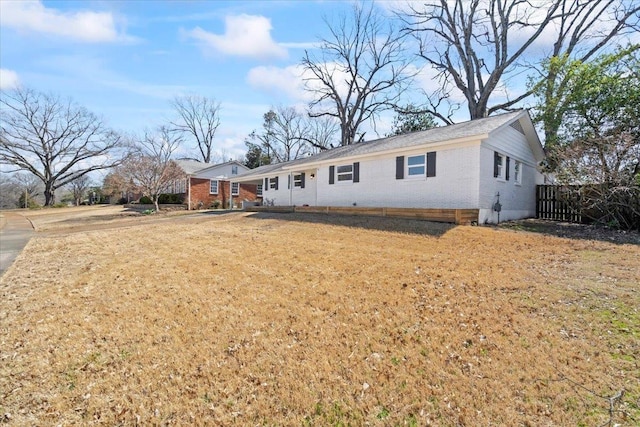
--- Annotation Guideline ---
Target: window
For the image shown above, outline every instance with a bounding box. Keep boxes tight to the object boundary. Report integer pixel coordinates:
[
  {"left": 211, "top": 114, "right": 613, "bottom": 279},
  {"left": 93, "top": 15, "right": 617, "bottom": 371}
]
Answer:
[
  {"left": 210, "top": 179, "right": 219, "bottom": 194},
  {"left": 269, "top": 177, "right": 278, "bottom": 190},
  {"left": 514, "top": 160, "right": 522, "bottom": 184},
  {"left": 396, "top": 153, "right": 436, "bottom": 179},
  {"left": 293, "top": 173, "right": 306, "bottom": 188},
  {"left": 407, "top": 154, "right": 426, "bottom": 176},
  {"left": 493, "top": 152, "right": 512, "bottom": 181},
  {"left": 231, "top": 182, "right": 239, "bottom": 195},
  {"left": 177, "top": 179, "right": 186, "bottom": 194},
  {"left": 256, "top": 184, "right": 263, "bottom": 196},
  {"left": 337, "top": 164, "right": 353, "bottom": 181},
  {"left": 494, "top": 152, "right": 505, "bottom": 180},
  {"left": 329, "top": 163, "right": 359, "bottom": 184},
  {"left": 231, "top": 165, "right": 238, "bottom": 175}
]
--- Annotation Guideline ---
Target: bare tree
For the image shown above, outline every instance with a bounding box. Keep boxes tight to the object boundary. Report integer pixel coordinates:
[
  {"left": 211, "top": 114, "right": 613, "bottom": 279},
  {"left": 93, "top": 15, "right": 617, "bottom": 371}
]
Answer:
[
  {"left": 68, "top": 174, "right": 92, "bottom": 206},
  {"left": 121, "top": 126, "right": 185, "bottom": 212},
  {"left": 246, "top": 107, "right": 315, "bottom": 163},
  {"left": 0, "top": 172, "right": 41, "bottom": 208},
  {"left": 303, "top": 115, "right": 340, "bottom": 152},
  {"left": 400, "top": 0, "right": 640, "bottom": 124},
  {"left": 0, "top": 87, "right": 127, "bottom": 205},
  {"left": 302, "top": 2, "right": 413, "bottom": 146},
  {"left": 170, "top": 95, "right": 221, "bottom": 163}
]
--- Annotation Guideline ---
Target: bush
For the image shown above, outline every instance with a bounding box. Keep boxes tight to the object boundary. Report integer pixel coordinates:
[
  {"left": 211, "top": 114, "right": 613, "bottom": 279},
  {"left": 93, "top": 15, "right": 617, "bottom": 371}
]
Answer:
[
  {"left": 139, "top": 196, "right": 153, "bottom": 204},
  {"left": 211, "top": 200, "right": 221, "bottom": 209},
  {"left": 18, "top": 193, "right": 40, "bottom": 209},
  {"left": 158, "top": 193, "right": 184, "bottom": 204}
]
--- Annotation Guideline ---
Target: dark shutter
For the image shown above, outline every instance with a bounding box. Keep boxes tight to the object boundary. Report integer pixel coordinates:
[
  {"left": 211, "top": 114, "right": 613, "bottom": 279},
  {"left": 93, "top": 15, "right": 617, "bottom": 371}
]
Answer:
[
  {"left": 426, "top": 152, "right": 436, "bottom": 177},
  {"left": 353, "top": 162, "right": 360, "bottom": 183},
  {"left": 493, "top": 152, "right": 499, "bottom": 177},
  {"left": 396, "top": 156, "right": 404, "bottom": 180},
  {"left": 329, "top": 165, "right": 335, "bottom": 184},
  {"left": 505, "top": 156, "right": 510, "bottom": 181},
  {"left": 288, "top": 174, "right": 291, "bottom": 189},
  {"left": 264, "top": 177, "right": 268, "bottom": 191},
  {"left": 301, "top": 172, "right": 306, "bottom": 188},
  {"left": 274, "top": 176, "right": 279, "bottom": 190}
]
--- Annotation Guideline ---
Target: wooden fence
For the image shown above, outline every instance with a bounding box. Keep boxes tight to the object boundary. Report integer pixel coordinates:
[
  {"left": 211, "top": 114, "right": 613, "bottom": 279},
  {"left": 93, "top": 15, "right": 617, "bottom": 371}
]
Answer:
[
  {"left": 246, "top": 205, "right": 479, "bottom": 225},
  {"left": 536, "top": 185, "right": 583, "bottom": 223}
]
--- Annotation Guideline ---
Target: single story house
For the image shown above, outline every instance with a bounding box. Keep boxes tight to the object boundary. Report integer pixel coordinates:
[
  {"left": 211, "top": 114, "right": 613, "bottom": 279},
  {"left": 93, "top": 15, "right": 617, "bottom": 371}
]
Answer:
[
  {"left": 174, "top": 160, "right": 260, "bottom": 210},
  {"left": 230, "top": 110, "right": 546, "bottom": 224}
]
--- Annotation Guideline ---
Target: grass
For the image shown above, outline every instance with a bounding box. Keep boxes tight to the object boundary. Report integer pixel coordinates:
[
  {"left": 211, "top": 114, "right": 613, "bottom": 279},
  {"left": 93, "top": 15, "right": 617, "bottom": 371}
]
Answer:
[{"left": 0, "top": 208, "right": 638, "bottom": 425}]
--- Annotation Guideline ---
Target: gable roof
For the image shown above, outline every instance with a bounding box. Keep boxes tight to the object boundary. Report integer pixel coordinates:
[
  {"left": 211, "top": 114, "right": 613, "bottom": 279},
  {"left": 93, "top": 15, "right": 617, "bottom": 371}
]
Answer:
[
  {"left": 234, "top": 110, "right": 543, "bottom": 180},
  {"left": 176, "top": 159, "right": 248, "bottom": 176}
]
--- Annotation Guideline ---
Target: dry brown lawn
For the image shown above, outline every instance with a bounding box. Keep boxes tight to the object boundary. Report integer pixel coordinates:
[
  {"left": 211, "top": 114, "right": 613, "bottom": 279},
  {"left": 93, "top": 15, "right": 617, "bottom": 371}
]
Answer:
[{"left": 1, "top": 208, "right": 639, "bottom": 426}]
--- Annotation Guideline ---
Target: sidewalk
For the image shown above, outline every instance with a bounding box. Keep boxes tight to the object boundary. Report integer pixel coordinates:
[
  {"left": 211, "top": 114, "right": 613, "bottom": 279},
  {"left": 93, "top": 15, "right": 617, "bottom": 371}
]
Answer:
[{"left": 0, "top": 211, "right": 34, "bottom": 277}]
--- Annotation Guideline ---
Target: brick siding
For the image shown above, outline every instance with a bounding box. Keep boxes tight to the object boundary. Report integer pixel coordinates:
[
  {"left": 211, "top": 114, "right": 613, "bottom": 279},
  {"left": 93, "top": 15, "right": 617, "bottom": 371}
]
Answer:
[{"left": 187, "top": 178, "right": 258, "bottom": 209}]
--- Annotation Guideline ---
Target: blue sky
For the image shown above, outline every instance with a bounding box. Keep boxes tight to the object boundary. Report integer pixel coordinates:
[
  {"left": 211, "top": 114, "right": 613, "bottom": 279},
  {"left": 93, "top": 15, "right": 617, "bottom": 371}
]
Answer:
[
  {"left": 2, "top": 1, "right": 637, "bottom": 165},
  {"left": 1, "top": 0, "right": 388, "bottom": 162}
]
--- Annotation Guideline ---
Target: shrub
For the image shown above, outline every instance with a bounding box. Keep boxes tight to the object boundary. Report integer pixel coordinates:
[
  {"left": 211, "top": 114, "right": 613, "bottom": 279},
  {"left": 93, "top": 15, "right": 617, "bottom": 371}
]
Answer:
[
  {"left": 139, "top": 196, "right": 153, "bottom": 204},
  {"left": 18, "top": 194, "right": 40, "bottom": 209},
  {"left": 158, "top": 193, "right": 184, "bottom": 204},
  {"left": 211, "top": 200, "right": 221, "bottom": 209}
]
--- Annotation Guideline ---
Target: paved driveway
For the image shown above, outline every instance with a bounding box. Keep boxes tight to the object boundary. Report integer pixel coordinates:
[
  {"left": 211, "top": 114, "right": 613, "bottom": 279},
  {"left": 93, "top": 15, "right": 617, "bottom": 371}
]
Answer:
[{"left": 0, "top": 212, "right": 34, "bottom": 276}]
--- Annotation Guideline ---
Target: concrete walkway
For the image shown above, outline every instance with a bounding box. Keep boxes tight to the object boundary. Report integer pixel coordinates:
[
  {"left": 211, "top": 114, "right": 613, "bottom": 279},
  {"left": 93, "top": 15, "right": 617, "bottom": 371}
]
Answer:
[{"left": 0, "top": 212, "right": 34, "bottom": 277}]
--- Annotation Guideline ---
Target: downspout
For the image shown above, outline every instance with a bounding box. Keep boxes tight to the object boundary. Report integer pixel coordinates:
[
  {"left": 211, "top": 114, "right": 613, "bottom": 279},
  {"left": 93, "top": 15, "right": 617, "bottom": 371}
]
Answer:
[
  {"left": 314, "top": 168, "right": 318, "bottom": 206},
  {"left": 289, "top": 171, "right": 293, "bottom": 206},
  {"left": 229, "top": 180, "right": 233, "bottom": 210},
  {"left": 187, "top": 175, "right": 191, "bottom": 210}
]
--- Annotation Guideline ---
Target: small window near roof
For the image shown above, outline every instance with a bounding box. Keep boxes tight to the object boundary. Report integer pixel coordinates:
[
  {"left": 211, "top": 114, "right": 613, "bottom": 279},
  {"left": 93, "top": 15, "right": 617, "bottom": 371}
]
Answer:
[
  {"left": 231, "top": 182, "right": 239, "bottom": 195},
  {"left": 232, "top": 165, "right": 238, "bottom": 175}
]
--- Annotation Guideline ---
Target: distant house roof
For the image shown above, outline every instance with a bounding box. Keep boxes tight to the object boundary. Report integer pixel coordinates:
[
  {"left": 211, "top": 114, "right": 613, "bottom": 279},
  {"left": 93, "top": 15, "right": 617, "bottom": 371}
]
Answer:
[
  {"left": 175, "top": 160, "right": 208, "bottom": 175},
  {"left": 234, "top": 110, "right": 543, "bottom": 181},
  {"left": 175, "top": 159, "right": 247, "bottom": 176}
]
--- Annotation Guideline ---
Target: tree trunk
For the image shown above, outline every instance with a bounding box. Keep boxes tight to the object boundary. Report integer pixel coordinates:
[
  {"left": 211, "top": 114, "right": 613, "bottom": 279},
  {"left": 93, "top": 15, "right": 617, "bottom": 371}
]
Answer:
[{"left": 44, "top": 185, "right": 55, "bottom": 206}]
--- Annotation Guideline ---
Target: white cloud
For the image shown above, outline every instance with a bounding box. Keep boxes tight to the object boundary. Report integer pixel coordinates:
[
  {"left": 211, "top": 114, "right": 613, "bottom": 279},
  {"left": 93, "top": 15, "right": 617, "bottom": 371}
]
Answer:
[
  {"left": 0, "top": 69, "right": 20, "bottom": 90},
  {"left": 185, "top": 14, "right": 287, "bottom": 60},
  {"left": 247, "top": 64, "right": 309, "bottom": 101},
  {"left": 0, "top": 0, "right": 134, "bottom": 43}
]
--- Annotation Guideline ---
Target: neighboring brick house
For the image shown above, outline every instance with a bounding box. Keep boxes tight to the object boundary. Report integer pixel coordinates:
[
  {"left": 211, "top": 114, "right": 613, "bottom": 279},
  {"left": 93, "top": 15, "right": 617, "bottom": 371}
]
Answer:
[{"left": 175, "top": 160, "right": 260, "bottom": 209}]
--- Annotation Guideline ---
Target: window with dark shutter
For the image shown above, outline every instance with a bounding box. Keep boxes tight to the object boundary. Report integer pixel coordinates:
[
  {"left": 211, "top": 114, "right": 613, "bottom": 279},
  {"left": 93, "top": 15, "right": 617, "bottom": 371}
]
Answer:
[
  {"left": 264, "top": 177, "right": 268, "bottom": 191},
  {"left": 396, "top": 156, "right": 404, "bottom": 179},
  {"left": 329, "top": 165, "right": 335, "bottom": 184},
  {"left": 426, "top": 152, "right": 436, "bottom": 177},
  {"left": 505, "top": 156, "right": 510, "bottom": 181},
  {"left": 274, "top": 176, "right": 279, "bottom": 190},
  {"left": 288, "top": 174, "right": 291, "bottom": 189},
  {"left": 353, "top": 162, "right": 360, "bottom": 183}
]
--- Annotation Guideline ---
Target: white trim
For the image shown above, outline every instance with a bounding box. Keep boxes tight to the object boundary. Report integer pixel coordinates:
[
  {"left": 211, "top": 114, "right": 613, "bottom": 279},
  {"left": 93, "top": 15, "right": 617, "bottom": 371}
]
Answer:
[{"left": 210, "top": 179, "right": 219, "bottom": 195}]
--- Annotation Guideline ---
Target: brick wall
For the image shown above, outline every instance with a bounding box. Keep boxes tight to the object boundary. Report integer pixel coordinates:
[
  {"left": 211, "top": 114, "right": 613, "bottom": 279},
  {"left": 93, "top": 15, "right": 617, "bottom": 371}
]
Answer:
[{"left": 187, "top": 178, "right": 258, "bottom": 209}]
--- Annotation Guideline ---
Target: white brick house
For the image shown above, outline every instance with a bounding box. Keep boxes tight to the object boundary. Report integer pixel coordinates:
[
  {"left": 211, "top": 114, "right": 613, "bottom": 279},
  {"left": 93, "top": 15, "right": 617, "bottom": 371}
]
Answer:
[{"left": 231, "top": 110, "right": 545, "bottom": 224}]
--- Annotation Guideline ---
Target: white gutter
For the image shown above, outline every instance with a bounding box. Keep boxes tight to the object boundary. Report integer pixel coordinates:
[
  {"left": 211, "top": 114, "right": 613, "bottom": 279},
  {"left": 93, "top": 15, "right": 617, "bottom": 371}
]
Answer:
[{"left": 187, "top": 175, "right": 191, "bottom": 210}]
